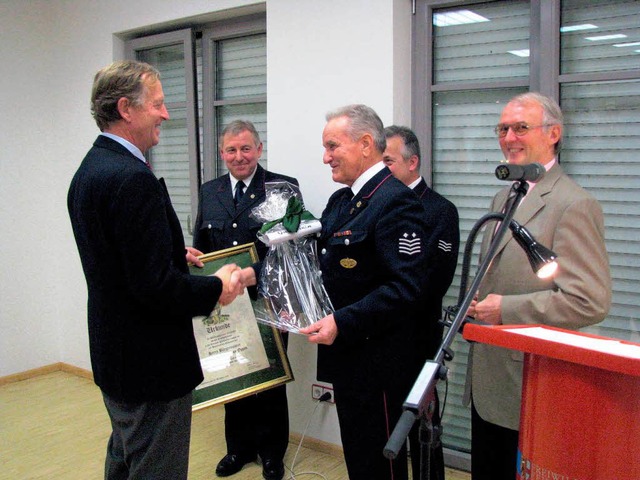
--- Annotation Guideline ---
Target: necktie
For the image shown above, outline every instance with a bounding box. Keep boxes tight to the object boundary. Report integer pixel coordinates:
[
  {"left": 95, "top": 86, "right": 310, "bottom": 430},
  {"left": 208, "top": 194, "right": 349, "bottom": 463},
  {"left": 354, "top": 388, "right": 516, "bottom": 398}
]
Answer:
[
  {"left": 234, "top": 180, "right": 245, "bottom": 206},
  {"left": 493, "top": 189, "right": 518, "bottom": 239},
  {"left": 346, "top": 188, "right": 354, "bottom": 201},
  {"left": 338, "top": 188, "right": 353, "bottom": 216}
]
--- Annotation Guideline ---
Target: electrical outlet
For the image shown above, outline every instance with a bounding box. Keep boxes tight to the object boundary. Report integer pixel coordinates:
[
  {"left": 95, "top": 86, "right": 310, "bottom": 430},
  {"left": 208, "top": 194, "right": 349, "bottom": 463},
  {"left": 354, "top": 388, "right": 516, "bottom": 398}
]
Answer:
[
  {"left": 311, "top": 383, "right": 324, "bottom": 400},
  {"left": 321, "top": 385, "right": 335, "bottom": 403},
  {"left": 311, "top": 383, "right": 335, "bottom": 403}
]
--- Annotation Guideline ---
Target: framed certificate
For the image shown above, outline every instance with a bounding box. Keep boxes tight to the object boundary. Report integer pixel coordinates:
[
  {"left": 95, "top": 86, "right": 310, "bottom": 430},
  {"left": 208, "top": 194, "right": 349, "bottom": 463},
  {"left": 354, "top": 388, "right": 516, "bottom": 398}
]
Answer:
[{"left": 189, "top": 243, "right": 293, "bottom": 411}]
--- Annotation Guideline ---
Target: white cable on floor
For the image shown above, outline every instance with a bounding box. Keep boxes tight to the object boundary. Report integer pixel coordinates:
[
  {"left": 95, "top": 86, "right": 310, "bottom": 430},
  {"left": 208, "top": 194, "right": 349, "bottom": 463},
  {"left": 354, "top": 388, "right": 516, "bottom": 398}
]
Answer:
[{"left": 284, "top": 396, "right": 330, "bottom": 480}]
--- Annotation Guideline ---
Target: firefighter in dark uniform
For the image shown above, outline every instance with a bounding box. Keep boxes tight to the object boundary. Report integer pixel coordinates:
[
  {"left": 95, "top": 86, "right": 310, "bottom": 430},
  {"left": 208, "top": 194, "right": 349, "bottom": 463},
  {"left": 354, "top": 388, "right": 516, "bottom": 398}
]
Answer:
[
  {"left": 192, "top": 120, "right": 297, "bottom": 480},
  {"left": 300, "top": 105, "right": 430, "bottom": 480},
  {"left": 384, "top": 125, "right": 460, "bottom": 480}
]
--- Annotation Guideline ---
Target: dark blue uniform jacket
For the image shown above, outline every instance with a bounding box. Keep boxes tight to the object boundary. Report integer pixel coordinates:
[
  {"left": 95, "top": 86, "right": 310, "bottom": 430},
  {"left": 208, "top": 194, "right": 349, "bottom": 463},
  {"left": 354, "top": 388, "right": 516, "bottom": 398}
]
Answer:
[
  {"left": 193, "top": 164, "right": 298, "bottom": 262},
  {"left": 317, "top": 167, "right": 430, "bottom": 392}
]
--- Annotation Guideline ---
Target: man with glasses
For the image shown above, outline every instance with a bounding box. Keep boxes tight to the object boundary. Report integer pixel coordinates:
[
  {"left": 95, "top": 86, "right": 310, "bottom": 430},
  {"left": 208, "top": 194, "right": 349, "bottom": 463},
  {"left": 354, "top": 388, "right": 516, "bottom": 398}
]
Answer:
[{"left": 464, "top": 92, "right": 611, "bottom": 480}]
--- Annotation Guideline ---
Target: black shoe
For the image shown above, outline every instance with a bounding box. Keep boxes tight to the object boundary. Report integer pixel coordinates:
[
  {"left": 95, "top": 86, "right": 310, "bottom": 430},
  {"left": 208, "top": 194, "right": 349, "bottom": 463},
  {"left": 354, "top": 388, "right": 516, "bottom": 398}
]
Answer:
[
  {"left": 215, "top": 453, "right": 256, "bottom": 477},
  {"left": 262, "top": 458, "right": 285, "bottom": 480}
]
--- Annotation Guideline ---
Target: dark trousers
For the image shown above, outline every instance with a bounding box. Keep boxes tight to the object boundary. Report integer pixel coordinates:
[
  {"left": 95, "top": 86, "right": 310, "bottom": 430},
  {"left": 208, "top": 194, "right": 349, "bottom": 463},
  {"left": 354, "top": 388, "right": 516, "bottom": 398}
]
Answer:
[
  {"left": 471, "top": 401, "right": 519, "bottom": 480},
  {"left": 223, "top": 332, "right": 289, "bottom": 461},
  {"left": 102, "top": 391, "right": 192, "bottom": 480},
  {"left": 224, "top": 383, "right": 289, "bottom": 461},
  {"left": 334, "top": 384, "right": 409, "bottom": 480},
  {"left": 408, "top": 392, "right": 445, "bottom": 480}
]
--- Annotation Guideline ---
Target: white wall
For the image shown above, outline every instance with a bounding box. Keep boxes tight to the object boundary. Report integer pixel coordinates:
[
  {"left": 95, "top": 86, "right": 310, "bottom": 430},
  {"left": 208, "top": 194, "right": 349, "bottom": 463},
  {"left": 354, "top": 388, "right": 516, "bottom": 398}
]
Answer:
[
  {"left": 267, "top": 0, "right": 412, "bottom": 445},
  {"left": 0, "top": 0, "right": 265, "bottom": 374},
  {"left": 0, "top": 0, "right": 411, "bottom": 447}
]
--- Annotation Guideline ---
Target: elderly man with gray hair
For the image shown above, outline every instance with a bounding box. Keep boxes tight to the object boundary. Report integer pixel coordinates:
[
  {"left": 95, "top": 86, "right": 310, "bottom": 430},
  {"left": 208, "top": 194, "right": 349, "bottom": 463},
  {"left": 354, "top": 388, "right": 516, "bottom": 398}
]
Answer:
[
  {"left": 301, "top": 104, "right": 430, "bottom": 480},
  {"left": 465, "top": 92, "right": 611, "bottom": 480}
]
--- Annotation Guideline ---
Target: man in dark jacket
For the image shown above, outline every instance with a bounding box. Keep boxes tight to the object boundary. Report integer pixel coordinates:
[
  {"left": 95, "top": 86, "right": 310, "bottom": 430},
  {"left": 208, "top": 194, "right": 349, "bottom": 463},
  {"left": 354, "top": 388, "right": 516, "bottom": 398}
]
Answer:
[
  {"left": 68, "top": 60, "right": 242, "bottom": 480},
  {"left": 300, "top": 105, "right": 430, "bottom": 480},
  {"left": 384, "top": 125, "right": 460, "bottom": 480},
  {"left": 193, "top": 120, "right": 297, "bottom": 480}
]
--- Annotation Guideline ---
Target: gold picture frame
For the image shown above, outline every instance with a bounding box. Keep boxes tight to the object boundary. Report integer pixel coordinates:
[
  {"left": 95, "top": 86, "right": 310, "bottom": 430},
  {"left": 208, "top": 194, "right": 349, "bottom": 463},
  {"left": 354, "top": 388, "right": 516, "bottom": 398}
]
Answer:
[{"left": 189, "top": 243, "right": 293, "bottom": 411}]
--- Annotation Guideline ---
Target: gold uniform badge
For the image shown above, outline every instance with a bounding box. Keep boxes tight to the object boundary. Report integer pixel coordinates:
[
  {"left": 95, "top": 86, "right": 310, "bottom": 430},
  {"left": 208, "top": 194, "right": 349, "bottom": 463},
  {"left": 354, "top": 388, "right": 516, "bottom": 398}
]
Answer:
[{"left": 340, "top": 258, "right": 357, "bottom": 269}]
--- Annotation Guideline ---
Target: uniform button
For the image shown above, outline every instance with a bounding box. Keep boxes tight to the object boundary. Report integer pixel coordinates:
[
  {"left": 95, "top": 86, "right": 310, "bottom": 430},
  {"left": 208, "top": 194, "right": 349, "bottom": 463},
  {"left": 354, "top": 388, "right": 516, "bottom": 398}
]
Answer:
[
  {"left": 232, "top": 223, "right": 238, "bottom": 228},
  {"left": 233, "top": 241, "right": 238, "bottom": 246},
  {"left": 321, "top": 248, "right": 327, "bottom": 255},
  {"left": 207, "top": 224, "right": 212, "bottom": 229},
  {"left": 344, "top": 239, "right": 350, "bottom": 245}
]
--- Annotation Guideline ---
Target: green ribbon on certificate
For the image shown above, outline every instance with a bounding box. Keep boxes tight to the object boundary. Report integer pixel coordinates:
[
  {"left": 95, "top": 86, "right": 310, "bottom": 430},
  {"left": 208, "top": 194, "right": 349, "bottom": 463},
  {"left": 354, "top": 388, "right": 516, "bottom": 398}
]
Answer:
[{"left": 259, "top": 196, "right": 317, "bottom": 234}]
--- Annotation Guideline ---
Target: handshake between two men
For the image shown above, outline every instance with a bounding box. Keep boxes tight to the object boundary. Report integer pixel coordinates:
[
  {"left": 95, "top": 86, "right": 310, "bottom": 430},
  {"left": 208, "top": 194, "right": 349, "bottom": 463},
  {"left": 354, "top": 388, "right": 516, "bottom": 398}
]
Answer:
[{"left": 185, "top": 246, "right": 258, "bottom": 307}]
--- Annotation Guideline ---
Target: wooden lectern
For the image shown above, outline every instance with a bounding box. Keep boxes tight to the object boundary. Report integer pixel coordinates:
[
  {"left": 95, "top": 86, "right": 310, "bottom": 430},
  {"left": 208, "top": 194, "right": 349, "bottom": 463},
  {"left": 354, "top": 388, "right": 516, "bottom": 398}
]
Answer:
[{"left": 463, "top": 324, "right": 640, "bottom": 480}]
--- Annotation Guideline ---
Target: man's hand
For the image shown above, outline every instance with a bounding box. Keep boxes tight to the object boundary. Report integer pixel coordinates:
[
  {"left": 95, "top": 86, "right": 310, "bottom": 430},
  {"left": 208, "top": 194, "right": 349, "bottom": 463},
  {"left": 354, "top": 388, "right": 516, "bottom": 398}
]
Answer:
[
  {"left": 186, "top": 246, "right": 204, "bottom": 267},
  {"left": 473, "top": 294, "right": 503, "bottom": 325},
  {"left": 466, "top": 293, "right": 479, "bottom": 318},
  {"left": 299, "top": 314, "right": 338, "bottom": 345},
  {"left": 214, "top": 263, "right": 244, "bottom": 306},
  {"left": 238, "top": 266, "right": 257, "bottom": 288}
]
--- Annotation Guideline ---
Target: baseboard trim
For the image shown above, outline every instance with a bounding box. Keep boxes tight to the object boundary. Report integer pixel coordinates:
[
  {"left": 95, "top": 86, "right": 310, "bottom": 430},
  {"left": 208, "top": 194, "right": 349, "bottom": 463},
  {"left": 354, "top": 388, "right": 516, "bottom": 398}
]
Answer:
[
  {"left": 444, "top": 447, "right": 471, "bottom": 472},
  {"left": 0, "top": 362, "right": 93, "bottom": 386},
  {"left": 288, "top": 432, "right": 343, "bottom": 457},
  {"left": 287, "top": 435, "right": 471, "bottom": 473}
]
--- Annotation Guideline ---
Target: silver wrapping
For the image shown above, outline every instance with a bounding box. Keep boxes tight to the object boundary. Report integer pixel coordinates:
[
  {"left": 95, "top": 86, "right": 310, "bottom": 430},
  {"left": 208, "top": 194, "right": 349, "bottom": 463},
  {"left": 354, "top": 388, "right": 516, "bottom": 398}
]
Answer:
[{"left": 251, "top": 181, "right": 334, "bottom": 333}]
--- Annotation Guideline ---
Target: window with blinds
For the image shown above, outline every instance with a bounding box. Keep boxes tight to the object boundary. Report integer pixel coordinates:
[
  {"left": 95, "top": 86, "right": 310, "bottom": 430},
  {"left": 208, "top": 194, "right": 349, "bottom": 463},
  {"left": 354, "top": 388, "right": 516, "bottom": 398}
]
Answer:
[
  {"left": 429, "top": 0, "right": 532, "bottom": 458},
  {"left": 201, "top": 31, "right": 267, "bottom": 179},
  {"left": 416, "top": 0, "right": 640, "bottom": 469},
  {"left": 433, "top": 88, "right": 525, "bottom": 454},
  {"left": 433, "top": 2, "right": 530, "bottom": 84},
  {"left": 125, "top": 17, "right": 267, "bottom": 245},
  {"left": 560, "top": 0, "right": 640, "bottom": 344},
  {"left": 560, "top": 0, "right": 640, "bottom": 75},
  {"left": 562, "top": 81, "right": 640, "bottom": 342},
  {"left": 129, "top": 30, "right": 198, "bottom": 244}
]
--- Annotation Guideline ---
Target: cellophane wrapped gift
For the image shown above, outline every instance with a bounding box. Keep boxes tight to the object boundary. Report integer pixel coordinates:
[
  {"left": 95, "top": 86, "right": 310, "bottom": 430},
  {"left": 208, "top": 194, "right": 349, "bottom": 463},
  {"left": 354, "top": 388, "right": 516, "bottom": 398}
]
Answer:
[{"left": 250, "top": 181, "right": 334, "bottom": 333}]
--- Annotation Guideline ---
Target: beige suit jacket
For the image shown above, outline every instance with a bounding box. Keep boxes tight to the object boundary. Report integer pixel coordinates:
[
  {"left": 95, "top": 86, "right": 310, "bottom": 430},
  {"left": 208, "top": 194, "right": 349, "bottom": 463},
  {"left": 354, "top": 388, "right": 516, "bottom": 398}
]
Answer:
[{"left": 464, "top": 163, "right": 611, "bottom": 430}]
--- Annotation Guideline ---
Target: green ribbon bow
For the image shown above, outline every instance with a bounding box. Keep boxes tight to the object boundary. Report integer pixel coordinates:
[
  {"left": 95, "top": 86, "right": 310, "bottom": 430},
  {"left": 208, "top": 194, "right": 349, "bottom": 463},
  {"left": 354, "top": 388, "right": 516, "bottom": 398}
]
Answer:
[{"left": 259, "top": 196, "right": 317, "bottom": 234}]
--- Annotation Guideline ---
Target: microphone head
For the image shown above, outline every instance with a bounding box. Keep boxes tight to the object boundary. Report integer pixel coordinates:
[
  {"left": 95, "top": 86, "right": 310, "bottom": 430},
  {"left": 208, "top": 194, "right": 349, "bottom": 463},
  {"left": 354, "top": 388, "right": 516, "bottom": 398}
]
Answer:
[
  {"left": 495, "top": 163, "right": 545, "bottom": 182},
  {"left": 495, "top": 164, "right": 513, "bottom": 181},
  {"left": 527, "top": 163, "right": 545, "bottom": 182}
]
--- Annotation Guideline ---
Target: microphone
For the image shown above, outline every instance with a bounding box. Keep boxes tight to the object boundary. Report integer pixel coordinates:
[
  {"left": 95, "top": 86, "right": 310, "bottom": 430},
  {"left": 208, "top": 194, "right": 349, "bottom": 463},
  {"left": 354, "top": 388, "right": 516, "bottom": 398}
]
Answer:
[{"left": 495, "top": 163, "right": 545, "bottom": 182}]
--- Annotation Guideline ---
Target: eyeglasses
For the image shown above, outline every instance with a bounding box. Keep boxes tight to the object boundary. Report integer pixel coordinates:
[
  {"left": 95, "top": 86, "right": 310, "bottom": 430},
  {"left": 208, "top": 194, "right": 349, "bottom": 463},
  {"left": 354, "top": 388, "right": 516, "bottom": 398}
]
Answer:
[{"left": 494, "top": 122, "right": 553, "bottom": 138}]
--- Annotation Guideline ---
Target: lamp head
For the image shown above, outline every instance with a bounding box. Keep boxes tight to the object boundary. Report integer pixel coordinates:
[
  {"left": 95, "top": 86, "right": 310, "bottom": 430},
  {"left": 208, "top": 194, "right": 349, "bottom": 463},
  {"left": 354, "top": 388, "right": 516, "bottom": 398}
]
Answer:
[{"left": 509, "top": 220, "right": 558, "bottom": 278}]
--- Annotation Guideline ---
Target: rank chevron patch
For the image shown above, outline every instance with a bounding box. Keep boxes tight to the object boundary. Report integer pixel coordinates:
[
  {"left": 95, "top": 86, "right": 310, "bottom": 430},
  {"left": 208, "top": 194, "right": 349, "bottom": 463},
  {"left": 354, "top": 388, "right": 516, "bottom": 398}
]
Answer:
[
  {"left": 398, "top": 232, "right": 422, "bottom": 255},
  {"left": 438, "top": 240, "right": 453, "bottom": 252}
]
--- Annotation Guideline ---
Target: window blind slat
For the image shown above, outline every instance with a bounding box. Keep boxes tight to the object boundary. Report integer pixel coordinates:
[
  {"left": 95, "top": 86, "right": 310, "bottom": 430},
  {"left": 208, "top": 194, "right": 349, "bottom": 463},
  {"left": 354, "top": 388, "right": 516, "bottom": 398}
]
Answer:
[
  {"left": 434, "top": 1, "right": 530, "bottom": 83},
  {"left": 561, "top": 0, "right": 640, "bottom": 75},
  {"left": 217, "top": 35, "right": 266, "bottom": 100}
]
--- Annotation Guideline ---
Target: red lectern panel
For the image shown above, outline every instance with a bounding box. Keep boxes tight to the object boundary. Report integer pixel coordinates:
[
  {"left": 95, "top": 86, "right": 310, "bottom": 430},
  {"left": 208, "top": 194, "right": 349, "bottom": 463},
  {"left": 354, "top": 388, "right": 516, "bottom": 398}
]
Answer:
[{"left": 463, "top": 324, "right": 640, "bottom": 480}]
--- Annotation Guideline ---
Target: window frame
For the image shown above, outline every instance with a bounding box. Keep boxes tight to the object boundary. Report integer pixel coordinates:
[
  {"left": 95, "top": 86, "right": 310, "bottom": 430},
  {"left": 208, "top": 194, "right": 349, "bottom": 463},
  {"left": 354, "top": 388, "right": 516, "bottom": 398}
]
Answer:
[
  {"left": 200, "top": 14, "right": 267, "bottom": 182},
  {"left": 413, "top": 0, "right": 640, "bottom": 470},
  {"left": 123, "top": 15, "right": 267, "bottom": 240},
  {"left": 126, "top": 29, "right": 201, "bottom": 226}
]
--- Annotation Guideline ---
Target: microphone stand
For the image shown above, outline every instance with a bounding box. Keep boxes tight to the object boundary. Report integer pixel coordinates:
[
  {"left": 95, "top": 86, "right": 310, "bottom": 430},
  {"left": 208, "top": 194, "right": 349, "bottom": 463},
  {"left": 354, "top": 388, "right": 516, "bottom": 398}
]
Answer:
[{"left": 383, "top": 180, "right": 530, "bottom": 480}]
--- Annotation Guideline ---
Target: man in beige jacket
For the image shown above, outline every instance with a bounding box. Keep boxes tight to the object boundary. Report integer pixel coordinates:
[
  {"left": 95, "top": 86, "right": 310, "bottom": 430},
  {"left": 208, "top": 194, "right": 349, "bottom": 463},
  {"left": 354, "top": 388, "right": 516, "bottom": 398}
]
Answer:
[{"left": 465, "top": 92, "right": 611, "bottom": 480}]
